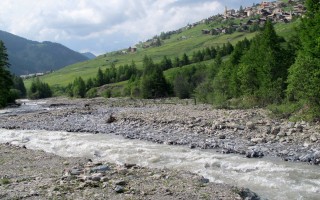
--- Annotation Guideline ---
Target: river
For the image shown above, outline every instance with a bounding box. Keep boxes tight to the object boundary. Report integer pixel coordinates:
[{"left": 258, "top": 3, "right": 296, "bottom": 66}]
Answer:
[{"left": 0, "top": 128, "right": 319, "bottom": 200}]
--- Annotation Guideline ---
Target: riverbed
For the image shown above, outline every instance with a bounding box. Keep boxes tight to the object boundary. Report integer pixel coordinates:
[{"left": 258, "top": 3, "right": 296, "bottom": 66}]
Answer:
[
  {"left": 0, "top": 129, "right": 319, "bottom": 199},
  {"left": 0, "top": 98, "right": 319, "bottom": 199}
]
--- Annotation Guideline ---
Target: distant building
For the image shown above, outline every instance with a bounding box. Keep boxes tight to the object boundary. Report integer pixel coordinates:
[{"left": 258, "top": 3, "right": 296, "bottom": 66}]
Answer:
[
  {"left": 224, "top": 6, "right": 236, "bottom": 18},
  {"left": 128, "top": 46, "right": 137, "bottom": 53}
]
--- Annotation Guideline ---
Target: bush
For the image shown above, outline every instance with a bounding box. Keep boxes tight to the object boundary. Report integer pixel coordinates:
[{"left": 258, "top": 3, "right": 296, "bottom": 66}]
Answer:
[
  {"left": 28, "top": 78, "right": 52, "bottom": 99},
  {"left": 103, "top": 89, "right": 112, "bottom": 98},
  {"left": 72, "top": 77, "right": 86, "bottom": 98},
  {"left": 86, "top": 88, "right": 98, "bottom": 98},
  {"left": 267, "top": 102, "right": 303, "bottom": 120}
]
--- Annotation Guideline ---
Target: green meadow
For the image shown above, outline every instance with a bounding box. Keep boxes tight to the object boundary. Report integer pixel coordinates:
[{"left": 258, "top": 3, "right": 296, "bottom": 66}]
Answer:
[{"left": 24, "top": 19, "right": 298, "bottom": 89}]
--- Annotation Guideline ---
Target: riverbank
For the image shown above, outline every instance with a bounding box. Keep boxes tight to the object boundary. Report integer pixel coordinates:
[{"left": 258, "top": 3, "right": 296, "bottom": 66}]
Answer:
[
  {"left": 0, "top": 143, "right": 253, "bottom": 200},
  {"left": 1, "top": 97, "right": 319, "bottom": 165}
]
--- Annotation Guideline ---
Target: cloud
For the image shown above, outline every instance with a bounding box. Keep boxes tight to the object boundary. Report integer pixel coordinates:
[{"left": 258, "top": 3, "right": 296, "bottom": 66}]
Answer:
[{"left": 0, "top": 0, "right": 258, "bottom": 55}]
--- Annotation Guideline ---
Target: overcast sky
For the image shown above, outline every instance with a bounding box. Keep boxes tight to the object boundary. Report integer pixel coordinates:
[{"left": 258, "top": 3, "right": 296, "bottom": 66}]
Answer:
[{"left": 0, "top": 0, "right": 259, "bottom": 55}]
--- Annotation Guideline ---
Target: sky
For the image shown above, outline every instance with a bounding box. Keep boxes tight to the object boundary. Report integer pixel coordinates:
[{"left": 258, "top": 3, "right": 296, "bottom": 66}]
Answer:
[{"left": 0, "top": 0, "right": 259, "bottom": 56}]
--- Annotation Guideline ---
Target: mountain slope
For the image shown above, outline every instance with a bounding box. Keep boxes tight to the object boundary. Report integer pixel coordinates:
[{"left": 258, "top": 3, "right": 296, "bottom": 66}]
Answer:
[
  {"left": 81, "top": 52, "right": 96, "bottom": 60},
  {"left": 0, "top": 30, "right": 89, "bottom": 75}
]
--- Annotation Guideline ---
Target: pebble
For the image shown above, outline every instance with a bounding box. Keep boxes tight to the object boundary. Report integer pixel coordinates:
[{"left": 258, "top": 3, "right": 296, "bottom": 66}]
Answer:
[
  {"left": 115, "top": 180, "right": 127, "bottom": 186},
  {"left": 91, "top": 165, "right": 110, "bottom": 173},
  {"left": 246, "top": 121, "right": 255, "bottom": 130},
  {"left": 310, "top": 135, "right": 318, "bottom": 142},
  {"left": 114, "top": 185, "right": 125, "bottom": 193}
]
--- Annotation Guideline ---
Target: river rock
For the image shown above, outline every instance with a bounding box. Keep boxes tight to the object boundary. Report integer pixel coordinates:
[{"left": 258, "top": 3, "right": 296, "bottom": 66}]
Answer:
[
  {"left": 219, "top": 134, "right": 226, "bottom": 139},
  {"left": 115, "top": 180, "right": 127, "bottom": 186},
  {"left": 310, "top": 134, "right": 318, "bottom": 142},
  {"left": 295, "top": 124, "right": 303, "bottom": 132},
  {"left": 313, "top": 151, "right": 320, "bottom": 159},
  {"left": 246, "top": 121, "right": 255, "bottom": 130},
  {"left": 91, "top": 173, "right": 103, "bottom": 181},
  {"left": 299, "top": 154, "right": 312, "bottom": 162},
  {"left": 124, "top": 163, "right": 136, "bottom": 169},
  {"left": 199, "top": 177, "right": 209, "bottom": 184},
  {"left": 91, "top": 165, "right": 110, "bottom": 173},
  {"left": 114, "top": 185, "right": 125, "bottom": 193},
  {"left": 189, "top": 143, "right": 196, "bottom": 149},
  {"left": 70, "top": 168, "right": 82, "bottom": 175},
  {"left": 271, "top": 126, "right": 281, "bottom": 135},
  {"left": 251, "top": 138, "right": 266, "bottom": 144},
  {"left": 287, "top": 122, "right": 295, "bottom": 128},
  {"left": 246, "top": 149, "right": 264, "bottom": 158},
  {"left": 277, "top": 131, "right": 286, "bottom": 137},
  {"left": 238, "top": 188, "right": 260, "bottom": 200}
]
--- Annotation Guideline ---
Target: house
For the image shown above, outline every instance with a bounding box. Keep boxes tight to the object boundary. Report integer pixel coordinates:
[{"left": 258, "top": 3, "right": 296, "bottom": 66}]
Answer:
[
  {"left": 202, "top": 29, "right": 210, "bottom": 34},
  {"left": 128, "top": 46, "right": 137, "bottom": 53},
  {"left": 210, "top": 28, "right": 221, "bottom": 35},
  {"left": 259, "top": 9, "right": 272, "bottom": 16},
  {"left": 224, "top": 6, "right": 236, "bottom": 18},
  {"left": 246, "top": 19, "right": 259, "bottom": 25},
  {"left": 260, "top": 1, "right": 271, "bottom": 9}
]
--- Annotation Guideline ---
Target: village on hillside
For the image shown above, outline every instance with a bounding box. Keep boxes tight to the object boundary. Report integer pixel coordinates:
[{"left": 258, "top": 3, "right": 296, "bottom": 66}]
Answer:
[
  {"left": 123, "top": 0, "right": 306, "bottom": 53},
  {"left": 199, "top": 0, "right": 306, "bottom": 35}
]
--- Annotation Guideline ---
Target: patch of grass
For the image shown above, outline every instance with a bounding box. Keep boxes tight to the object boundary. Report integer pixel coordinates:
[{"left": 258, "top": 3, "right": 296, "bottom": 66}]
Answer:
[
  {"left": 0, "top": 178, "right": 10, "bottom": 185},
  {"left": 267, "top": 101, "right": 303, "bottom": 120},
  {"left": 200, "top": 193, "right": 211, "bottom": 200}
]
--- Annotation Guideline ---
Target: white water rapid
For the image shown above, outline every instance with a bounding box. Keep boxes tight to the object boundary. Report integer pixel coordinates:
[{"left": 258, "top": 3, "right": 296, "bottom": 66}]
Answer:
[{"left": 0, "top": 129, "right": 319, "bottom": 200}]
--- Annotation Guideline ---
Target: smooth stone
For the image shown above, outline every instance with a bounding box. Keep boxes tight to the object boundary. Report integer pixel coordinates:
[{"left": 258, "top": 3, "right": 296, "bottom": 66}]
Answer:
[
  {"left": 199, "top": 177, "right": 209, "bottom": 183},
  {"left": 271, "top": 126, "right": 281, "bottom": 135},
  {"left": 70, "top": 168, "right": 82, "bottom": 175},
  {"left": 115, "top": 180, "right": 127, "bottom": 186},
  {"left": 91, "top": 165, "right": 110, "bottom": 173},
  {"left": 114, "top": 185, "right": 125, "bottom": 193},
  {"left": 246, "top": 121, "right": 255, "bottom": 129},
  {"left": 310, "top": 135, "right": 318, "bottom": 142}
]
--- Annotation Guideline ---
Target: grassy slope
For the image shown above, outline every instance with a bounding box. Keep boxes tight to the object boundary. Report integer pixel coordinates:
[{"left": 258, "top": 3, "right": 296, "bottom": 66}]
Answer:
[{"left": 24, "top": 19, "right": 299, "bottom": 89}]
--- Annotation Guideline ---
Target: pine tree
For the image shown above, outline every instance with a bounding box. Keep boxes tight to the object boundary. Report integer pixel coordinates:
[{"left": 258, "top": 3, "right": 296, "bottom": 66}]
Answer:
[
  {"left": 96, "top": 68, "right": 104, "bottom": 86},
  {"left": 86, "top": 78, "right": 94, "bottom": 91},
  {"left": 0, "top": 41, "right": 13, "bottom": 107},
  {"left": 140, "top": 56, "right": 168, "bottom": 99},
  {"left": 72, "top": 77, "right": 86, "bottom": 98},
  {"left": 287, "top": 0, "right": 320, "bottom": 116},
  {"left": 237, "top": 20, "right": 288, "bottom": 104},
  {"left": 13, "top": 76, "right": 27, "bottom": 97},
  {"left": 160, "top": 56, "right": 173, "bottom": 71},
  {"left": 181, "top": 53, "right": 190, "bottom": 66}
]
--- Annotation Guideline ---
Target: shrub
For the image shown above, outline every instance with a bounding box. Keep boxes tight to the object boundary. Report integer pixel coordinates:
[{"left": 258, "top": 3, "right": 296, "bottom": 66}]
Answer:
[{"left": 86, "top": 88, "right": 98, "bottom": 98}]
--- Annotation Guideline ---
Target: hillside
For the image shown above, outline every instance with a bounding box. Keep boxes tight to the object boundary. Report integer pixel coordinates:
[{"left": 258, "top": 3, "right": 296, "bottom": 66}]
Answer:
[
  {"left": 0, "top": 30, "right": 89, "bottom": 75},
  {"left": 81, "top": 52, "right": 96, "bottom": 60},
  {"left": 24, "top": 0, "right": 302, "bottom": 88}
]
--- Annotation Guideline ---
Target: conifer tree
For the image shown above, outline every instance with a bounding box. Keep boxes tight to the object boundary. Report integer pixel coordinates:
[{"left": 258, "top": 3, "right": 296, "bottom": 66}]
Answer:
[
  {"left": 140, "top": 56, "right": 168, "bottom": 98},
  {"left": 0, "top": 41, "right": 13, "bottom": 107},
  {"left": 72, "top": 77, "right": 86, "bottom": 98},
  {"left": 237, "top": 20, "right": 288, "bottom": 104},
  {"left": 287, "top": 0, "right": 320, "bottom": 116}
]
